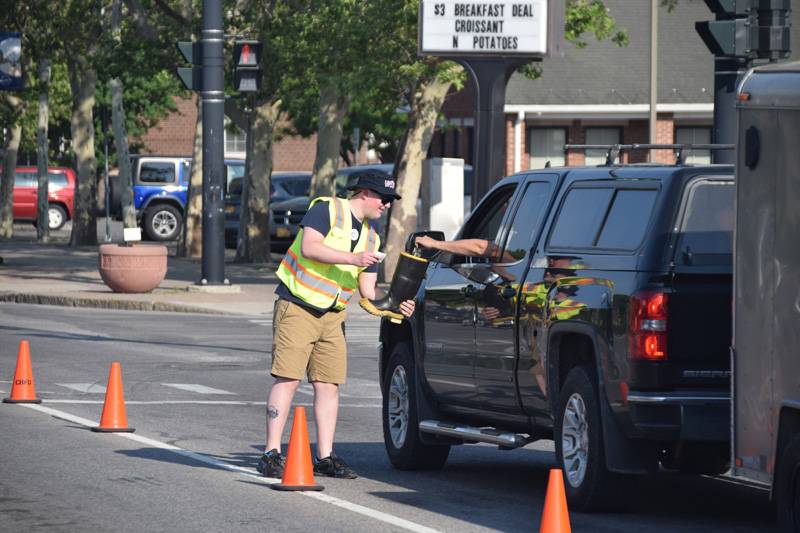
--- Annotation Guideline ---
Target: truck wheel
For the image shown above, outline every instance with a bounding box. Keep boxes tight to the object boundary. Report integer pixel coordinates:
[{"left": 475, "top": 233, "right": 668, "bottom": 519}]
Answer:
[
  {"left": 144, "top": 204, "right": 182, "bottom": 241},
  {"left": 776, "top": 434, "right": 800, "bottom": 532},
  {"left": 555, "top": 365, "right": 617, "bottom": 512},
  {"left": 382, "top": 342, "right": 450, "bottom": 470},
  {"left": 47, "top": 205, "right": 67, "bottom": 230}
]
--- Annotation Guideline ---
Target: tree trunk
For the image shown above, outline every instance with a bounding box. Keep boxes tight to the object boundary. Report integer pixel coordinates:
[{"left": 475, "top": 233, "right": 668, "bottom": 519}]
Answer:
[
  {"left": 237, "top": 98, "right": 280, "bottom": 263},
  {"left": 110, "top": 78, "right": 137, "bottom": 228},
  {"left": 309, "top": 83, "right": 349, "bottom": 198},
  {"left": 0, "top": 95, "right": 23, "bottom": 239},
  {"left": 36, "top": 59, "right": 51, "bottom": 242},
  {"left": 383, "top": 76, "right": 452, "bottom": 280},
  {"left": 180, "top": 97, "right": 203, "bottom": 258},
  {"left": 67, "top": 56, "right": 98, "bottom": 246}
]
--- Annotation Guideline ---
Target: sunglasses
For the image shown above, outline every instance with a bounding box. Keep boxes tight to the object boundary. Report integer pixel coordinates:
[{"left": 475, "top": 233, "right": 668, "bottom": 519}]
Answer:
[{"left": 369, "top": 190, "right": 393, "bottom": 204}]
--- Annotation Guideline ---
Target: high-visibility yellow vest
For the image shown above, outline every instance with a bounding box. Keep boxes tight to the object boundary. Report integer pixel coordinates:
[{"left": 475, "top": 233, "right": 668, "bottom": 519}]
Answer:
[{"left": 276, "top": 196, "right": 379, "bottom": 310}]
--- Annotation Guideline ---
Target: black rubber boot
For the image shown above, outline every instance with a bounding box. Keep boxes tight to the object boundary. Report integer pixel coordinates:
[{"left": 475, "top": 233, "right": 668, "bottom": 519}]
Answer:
[{"left": 360, "top": 252, "right": 428, "bottom": 323}]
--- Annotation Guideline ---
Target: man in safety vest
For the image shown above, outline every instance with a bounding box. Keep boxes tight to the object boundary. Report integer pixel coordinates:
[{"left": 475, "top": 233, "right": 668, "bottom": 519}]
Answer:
[{"left": 257, "top": 170, "right": 415, "bottom": 480}]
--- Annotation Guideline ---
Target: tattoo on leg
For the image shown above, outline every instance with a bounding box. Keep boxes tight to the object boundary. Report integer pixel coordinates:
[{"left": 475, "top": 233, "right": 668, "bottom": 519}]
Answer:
[{"left": 267, "top": 405, "right": 279, "bottom": 420}]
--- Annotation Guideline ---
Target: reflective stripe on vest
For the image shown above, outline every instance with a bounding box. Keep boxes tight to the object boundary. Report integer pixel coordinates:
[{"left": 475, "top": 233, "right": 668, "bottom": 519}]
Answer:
[{"left": 280, "top": 248, "right": 340, "bottom": 300}]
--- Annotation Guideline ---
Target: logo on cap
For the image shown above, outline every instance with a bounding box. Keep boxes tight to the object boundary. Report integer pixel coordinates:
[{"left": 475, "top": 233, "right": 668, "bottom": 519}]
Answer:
[{"left": 385, "top": 180, "right": 395, "bottom": 190}]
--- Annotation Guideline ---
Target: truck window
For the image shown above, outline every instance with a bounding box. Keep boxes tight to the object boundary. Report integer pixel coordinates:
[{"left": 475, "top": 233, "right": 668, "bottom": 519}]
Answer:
[
  {"left": 139, "top": 162, "right": 176, "bottom": 184},
  {"left": 677, "top": 180, "right": 734, "bottom": 265},
  {"left": 548, "top": 187, "right": 613, "bottom": 249},
  {"left": 596, "top": 189, "right": 658, "bottom": 250},
  {"left": 501, "top": 181, "right": 553, "bottom": 262},
  {"left": 47, "top": 173, "right": 68, "bottom": 187},
  {"left": 458, "top": 185, "right": 516, "bottom": 262},
  {"left": 14, "top": 172, "right": 36, "bottom": 187}
]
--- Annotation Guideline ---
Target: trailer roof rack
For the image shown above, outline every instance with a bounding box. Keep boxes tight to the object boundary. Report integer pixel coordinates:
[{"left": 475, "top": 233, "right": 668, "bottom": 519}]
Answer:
[{"left": 563, "top": 143, "right": 735, "bottom": 166}]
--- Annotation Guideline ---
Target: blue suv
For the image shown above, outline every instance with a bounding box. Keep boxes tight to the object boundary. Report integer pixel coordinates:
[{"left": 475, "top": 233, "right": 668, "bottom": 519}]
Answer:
[{"left": 119, "top": 156, "right": 244, "bottom": 241}]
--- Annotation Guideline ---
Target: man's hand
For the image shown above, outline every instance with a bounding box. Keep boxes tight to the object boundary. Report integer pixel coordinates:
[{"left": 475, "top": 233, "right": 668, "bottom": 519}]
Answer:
[
  {"left": 415, "top": 236, "right": 440, "bottom": 250},
  {"left": 399, "top": 299, "right": 415, "bottom": 318},
  {"left": 351, "top": 251, "right": 381, "bottom": 267}
]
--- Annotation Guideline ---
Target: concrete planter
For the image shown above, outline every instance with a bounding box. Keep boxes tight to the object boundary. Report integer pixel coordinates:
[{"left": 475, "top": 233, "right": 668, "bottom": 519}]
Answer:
[{"left": 98, "top": 244, "right": 168, "bottom": 293}]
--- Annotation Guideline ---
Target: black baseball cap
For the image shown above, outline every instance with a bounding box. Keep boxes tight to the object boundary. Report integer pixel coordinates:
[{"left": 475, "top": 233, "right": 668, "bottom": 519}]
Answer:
[{"left": 346, "top": 169, "right": 402, "bottom": 200}]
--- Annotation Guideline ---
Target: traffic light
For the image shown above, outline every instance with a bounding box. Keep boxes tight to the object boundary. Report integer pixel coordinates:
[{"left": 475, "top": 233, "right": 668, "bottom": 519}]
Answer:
[
  {"left": 232, "top": 40, "right": 263, "bottom": 93},
  {"left": 176, "top": 40, "right": 201, "bottom": 91},
  {"left": 695, "top": 0, "right": 791, "bottom": 61},
  {"left": 751, "top": 0, "right": 791, "bottom": 61}
]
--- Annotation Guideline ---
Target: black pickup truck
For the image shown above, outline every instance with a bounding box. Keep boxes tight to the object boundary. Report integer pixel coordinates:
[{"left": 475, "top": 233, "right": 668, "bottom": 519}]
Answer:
[{"left": 378, "top": 151, "right": 734, "bottom": 511}]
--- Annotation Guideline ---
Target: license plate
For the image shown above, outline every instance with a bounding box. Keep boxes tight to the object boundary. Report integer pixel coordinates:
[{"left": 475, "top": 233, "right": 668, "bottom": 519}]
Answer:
[
  {"left": 224, "top": 205, "right": 235, "bottom": 214},
  {"left": 276, "top": 227, "right": 290, "bottom": 238}
]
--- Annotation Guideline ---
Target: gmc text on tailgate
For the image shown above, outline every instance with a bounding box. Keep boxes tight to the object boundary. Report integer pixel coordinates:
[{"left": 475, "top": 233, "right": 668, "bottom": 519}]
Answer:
[{"left": 378, "top": 152, "right": 734, "bottom": 511}]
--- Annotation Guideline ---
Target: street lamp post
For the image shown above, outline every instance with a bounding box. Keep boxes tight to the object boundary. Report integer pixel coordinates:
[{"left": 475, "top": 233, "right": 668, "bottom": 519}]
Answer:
[{"left": 200, "top": 0, "right": 226, "bottom": 285}]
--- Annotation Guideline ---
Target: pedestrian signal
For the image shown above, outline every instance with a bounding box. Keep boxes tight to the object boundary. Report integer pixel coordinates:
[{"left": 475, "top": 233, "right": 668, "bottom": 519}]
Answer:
[{"left": 233, "top": 40, "right": 262, "bottom": 93}]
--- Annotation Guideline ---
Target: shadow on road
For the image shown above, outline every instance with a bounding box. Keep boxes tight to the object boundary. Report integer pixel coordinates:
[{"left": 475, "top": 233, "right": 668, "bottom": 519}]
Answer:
[{"left": 114, "top": 440, "right": 775, "bottom": 532}]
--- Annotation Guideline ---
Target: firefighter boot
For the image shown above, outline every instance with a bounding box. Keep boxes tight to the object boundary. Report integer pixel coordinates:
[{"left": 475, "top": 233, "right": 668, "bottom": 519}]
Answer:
[{"left": 360, "top": 252, "right": 428, "bottom": 323}]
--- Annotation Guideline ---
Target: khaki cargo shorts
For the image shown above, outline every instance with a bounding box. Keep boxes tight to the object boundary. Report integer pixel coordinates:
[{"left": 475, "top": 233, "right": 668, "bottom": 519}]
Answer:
[{"left": 270, "top": 299, "right": 348, "bottom": 384}]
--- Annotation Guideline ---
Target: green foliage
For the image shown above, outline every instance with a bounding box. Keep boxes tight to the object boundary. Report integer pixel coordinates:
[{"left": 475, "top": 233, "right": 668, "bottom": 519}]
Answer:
[{"left": 565, "top": 0, "right": 629, "bottom": 49}]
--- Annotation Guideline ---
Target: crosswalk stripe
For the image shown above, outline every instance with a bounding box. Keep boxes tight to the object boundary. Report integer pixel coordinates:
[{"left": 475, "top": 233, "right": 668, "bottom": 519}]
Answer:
[
  {"left": 161, "top": 383, "right": 236, "bottom": 395},
  {"left": 56, "top": 383, "right": 107, "bottom": 394}
]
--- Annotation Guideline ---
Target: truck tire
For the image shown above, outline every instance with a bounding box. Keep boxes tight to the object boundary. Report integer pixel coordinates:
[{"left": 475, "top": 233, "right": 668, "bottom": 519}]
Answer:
[
  {"left": 776, "top": 434, "right": 800, "bottom": 532},
  {"left": 382, "top": 342, "right": 450, "bottom": 470},
  {"left": 144, "top": 204, "right": 182, "bottom": 241},
  {"left": 555, "top": 365, "right": 618, "bottom": 512}
]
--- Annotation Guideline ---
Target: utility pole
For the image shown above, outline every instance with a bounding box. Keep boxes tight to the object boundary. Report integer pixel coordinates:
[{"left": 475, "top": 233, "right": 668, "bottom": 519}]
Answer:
[
  {"left": 200, "top": 0, "right": 226, "bottom": 285},
  {"left": 649, "top": 0, "right": 658, "bottom": 156}
]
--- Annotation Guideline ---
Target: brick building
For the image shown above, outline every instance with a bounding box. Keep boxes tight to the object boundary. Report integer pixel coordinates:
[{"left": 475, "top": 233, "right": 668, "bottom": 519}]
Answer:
[
  {"left": 140, "top": 2, "right": 799, "bottom": 174},
  {"left": 429, "top": 1, "right": 800, "bottom": 174}
]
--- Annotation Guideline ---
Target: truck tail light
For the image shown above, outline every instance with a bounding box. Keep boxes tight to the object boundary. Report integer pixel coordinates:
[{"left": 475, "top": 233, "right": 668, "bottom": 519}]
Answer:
[{"left": 629, "top": 290, "right": 668, "bottom": 360}]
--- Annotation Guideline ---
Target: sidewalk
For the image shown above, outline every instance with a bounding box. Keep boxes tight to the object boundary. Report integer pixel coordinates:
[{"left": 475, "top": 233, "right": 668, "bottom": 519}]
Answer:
[{"left": 0, "top": 237, "right": 282, "bottom": 316}]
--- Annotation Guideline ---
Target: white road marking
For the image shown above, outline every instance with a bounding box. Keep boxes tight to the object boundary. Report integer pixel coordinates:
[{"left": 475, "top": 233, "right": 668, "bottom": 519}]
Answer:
[
  {"left": 161, "top": 383, "right": 236, "bottom": 395},
  {"left": 18, "top": 403, "right": 440, "bottom": 533},
  {"left": 56, "top": 383, "right": 107, "bottom": 394}
]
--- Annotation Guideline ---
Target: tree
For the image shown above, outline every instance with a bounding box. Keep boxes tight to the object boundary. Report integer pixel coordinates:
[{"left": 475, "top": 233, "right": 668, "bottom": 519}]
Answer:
[{"left": 382, "top": 0, "right": 629, "bottom": 279}]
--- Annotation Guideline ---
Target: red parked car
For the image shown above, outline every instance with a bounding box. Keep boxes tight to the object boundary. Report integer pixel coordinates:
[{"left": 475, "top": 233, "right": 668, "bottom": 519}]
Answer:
[{"left": 10, "top": 167, "right": 75, "bottom": 230}]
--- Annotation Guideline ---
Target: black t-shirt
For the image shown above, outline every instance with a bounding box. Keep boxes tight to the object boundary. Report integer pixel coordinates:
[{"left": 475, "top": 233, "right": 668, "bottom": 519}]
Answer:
[{"left": 276, "top": 200, "right": 378, "bottom": 312}]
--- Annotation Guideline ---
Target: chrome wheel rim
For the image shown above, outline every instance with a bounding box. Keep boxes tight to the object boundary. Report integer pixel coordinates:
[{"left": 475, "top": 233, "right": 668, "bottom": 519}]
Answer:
[
  {"left": 562, "top": 392, "right": 590, "bottom": 487},
  {"left": 387, "top": 365, "right": 409, "bottom": 449},
  {"left": 152, "top": 211, "right": 177, "bottom": 237},
  {"left": 48, "top": 208, "right": 63, "bottom": 229}
]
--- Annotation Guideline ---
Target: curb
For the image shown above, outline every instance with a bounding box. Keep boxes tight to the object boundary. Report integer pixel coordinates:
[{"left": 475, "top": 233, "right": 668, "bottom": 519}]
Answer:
[{"left": 0, "top": 292, "right": 235, "bottom": 315}]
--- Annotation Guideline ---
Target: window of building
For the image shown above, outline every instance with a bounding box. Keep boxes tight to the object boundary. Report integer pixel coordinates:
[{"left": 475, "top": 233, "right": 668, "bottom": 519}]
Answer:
[
  {"left": 225, "top": 124, "right": 247, "bottom": 155},
  {"left": 529, "top": 128, "right": 566, "bottom": 169},
  {"left": 584, "top": 127, "right": 621, "bottom": 165},
  {"left": 675, "top": 127, "right": 712, "bottom": 164}
]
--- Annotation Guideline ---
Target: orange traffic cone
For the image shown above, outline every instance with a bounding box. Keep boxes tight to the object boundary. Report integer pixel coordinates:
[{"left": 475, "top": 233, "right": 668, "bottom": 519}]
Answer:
[
  {"left": 540, "top": 469, "right": 571, "bottom": 533},
  {"left": 271, "top": 406, "right": 324, "bottom": 491},
  {"left": 91, "top": 362, "right": 135, "bottom": 433},
  {"left": 3, "top": 340, "right": 41, "bottom": 404}
]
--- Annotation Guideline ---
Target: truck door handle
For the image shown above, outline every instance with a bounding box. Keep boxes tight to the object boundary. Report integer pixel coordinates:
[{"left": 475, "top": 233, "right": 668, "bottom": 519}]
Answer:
[
  {"left": 501, "top": 286, "right": 517, "bottom": 299},
  {"left": 461, "top": 285, "right": 477, "bottom": 297}
]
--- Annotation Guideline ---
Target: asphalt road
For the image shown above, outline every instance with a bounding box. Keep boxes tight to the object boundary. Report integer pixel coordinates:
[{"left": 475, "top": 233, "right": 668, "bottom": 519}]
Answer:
[{"left": 0, "top": 303, "right": 776, "bottom": 532}]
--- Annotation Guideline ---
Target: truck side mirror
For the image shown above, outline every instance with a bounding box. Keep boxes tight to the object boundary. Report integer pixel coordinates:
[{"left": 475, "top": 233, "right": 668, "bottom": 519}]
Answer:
[{"left": 405, "top": 230, "right": 445, "bottom": 260}]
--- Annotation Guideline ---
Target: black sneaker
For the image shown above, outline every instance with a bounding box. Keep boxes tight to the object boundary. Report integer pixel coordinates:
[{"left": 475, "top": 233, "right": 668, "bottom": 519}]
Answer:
[
  {"left": 256, "top": 449, "right": 285, "bottom": 478},
  {"left": 314, "top": 453, "right": 358, "bottom": 479}
]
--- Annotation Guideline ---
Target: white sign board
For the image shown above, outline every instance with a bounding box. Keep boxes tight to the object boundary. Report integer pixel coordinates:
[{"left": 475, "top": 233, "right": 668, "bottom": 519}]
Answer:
[{"left": 420, "top": 0, "right": 549, "bottom": 56}]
